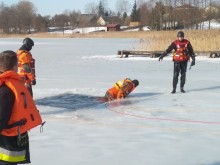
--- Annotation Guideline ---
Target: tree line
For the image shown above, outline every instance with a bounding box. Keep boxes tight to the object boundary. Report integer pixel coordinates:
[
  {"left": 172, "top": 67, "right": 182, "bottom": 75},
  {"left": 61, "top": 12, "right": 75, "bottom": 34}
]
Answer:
[{"left": 0, "top": 0, "right": 219, "bottom": 34}]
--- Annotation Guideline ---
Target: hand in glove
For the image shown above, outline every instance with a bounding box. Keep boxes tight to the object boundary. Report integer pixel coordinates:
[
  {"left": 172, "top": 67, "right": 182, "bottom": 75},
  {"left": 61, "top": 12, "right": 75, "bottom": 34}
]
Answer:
[
  {"left": 191, "top": 55, "right": 196, "bottom": 66},
  {"left": 159, "top": 55, "right": 164, "bottom": 61},
  {"left": 31, "top": 79, "right": 36, "bottom": 85},
  {"left": 191, "top": 60, "right": 195, "bottom": 66},
  {"left": 158, "top": 53, "right": 166, "bottom": 61}
]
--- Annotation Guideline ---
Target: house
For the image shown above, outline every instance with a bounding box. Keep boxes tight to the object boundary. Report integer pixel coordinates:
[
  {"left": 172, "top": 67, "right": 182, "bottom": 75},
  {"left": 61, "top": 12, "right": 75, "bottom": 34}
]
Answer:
[
  {"left": 97, "top": 16, "right": 121, "bottom": 26},
  {"left": 106, "top": 24, "right": 121, "bottom": 31},
  {"left": 129, "top": 22, "right": 141, "bottom": 27},
  {"left": 76, "top": 14, "right": 98, "bottom": 27},
  {"left": 97, "top": 16, "right": 106, "bottom": 26}
]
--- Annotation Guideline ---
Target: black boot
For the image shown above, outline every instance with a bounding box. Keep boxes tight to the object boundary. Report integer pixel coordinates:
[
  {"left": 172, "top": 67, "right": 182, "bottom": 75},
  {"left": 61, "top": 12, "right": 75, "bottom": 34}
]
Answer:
[
  {"left": 180, "top": 87, "right": 185, "bottom": 93},
  {"left": 171, "top": 89, "right": 176, "bottom": 94}
]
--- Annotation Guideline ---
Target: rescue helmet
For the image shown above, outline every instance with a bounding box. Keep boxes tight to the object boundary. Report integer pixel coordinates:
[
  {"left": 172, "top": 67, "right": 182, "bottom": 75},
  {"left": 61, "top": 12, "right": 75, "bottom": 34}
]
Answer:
[
  {"left": 177, "top": 31, "right": 184, "bottom": 38},
  {"left": 132, "top": 79, "right": 139, "bottom": 87},
  {"left": 23, "top": 38, "right": 34, "bottom": 49}
]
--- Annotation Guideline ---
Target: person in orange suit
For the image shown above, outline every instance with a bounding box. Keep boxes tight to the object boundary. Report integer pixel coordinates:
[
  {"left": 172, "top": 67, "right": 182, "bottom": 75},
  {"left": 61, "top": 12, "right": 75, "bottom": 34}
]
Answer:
[
  {"left": 0, "top": 50, "right": 42, "bottom": 165},
  {"left": 104, "top": 78, "right": 139, "bottom": 101},
  {"left": 17, "top": 38, "right": 36, "bottom": 97}
]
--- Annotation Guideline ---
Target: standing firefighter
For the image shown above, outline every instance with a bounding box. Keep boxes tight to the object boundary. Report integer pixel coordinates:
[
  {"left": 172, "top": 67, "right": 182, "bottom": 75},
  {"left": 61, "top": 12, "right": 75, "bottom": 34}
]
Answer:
[
  {"left": 0, "top": 50, "right": 42, "bottom": 165},
  {"left": 104, "top": 78, "right": 139, "bottom": 101},
  {"left": 17, "top": 38, "right": 36, "bottom": 97},
  {"left": 159, "top": 31, "right": 196, "bottom": 94}
]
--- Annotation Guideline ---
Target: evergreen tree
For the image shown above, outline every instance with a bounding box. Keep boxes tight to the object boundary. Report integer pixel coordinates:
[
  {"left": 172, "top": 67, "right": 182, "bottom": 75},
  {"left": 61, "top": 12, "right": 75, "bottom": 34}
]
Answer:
[
  {"left": 98, "top": 1, "right": 105, "bottom": 16},
  {"left": 122, "top": 12, "right": 128, "bottom": 25},
  {"left": 130, "top": 0, "right": 139, "bottom": 22}
]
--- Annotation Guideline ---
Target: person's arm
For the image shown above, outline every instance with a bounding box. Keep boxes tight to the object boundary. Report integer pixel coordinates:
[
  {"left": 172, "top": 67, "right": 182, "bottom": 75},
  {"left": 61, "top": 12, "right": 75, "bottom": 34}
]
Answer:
[
  {"left": 187, "top": 42, "right": 195, "bottom": 58},
  {"left": 159, "top": 42, "right": 176, "bottom": 61},
  {"left": 0, "top": 85, "right": 15, "bottom": 132},
  {"left": 187, "top": 42, "right": 196, "bottom": 66},
  {"left": 19, "top": 52, "right": 36, "bottom": 84},
  {"left": 22, "top": 63, "right": 32, "bottom": 73},
  {"left": 165, "top": 42, "right": 176, "bottom": 55}
]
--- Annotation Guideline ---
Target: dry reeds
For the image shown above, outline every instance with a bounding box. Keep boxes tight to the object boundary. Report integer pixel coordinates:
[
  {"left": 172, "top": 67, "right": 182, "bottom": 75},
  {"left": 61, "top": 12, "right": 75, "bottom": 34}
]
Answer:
[
  {"left": 72, "top": 30, "right": 220, "bottom": 52},
  {"left": 136, "top": 30, "right": 220, "bottom": 52}
]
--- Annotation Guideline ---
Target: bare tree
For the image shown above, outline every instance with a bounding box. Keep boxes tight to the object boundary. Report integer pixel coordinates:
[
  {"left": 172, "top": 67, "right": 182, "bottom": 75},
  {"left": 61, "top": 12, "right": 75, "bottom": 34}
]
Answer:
[
  {"left": 115, "top": 0, "right": 132, "bottom": 17},
  {"left": 138, "top": 1, "right": 151, "bottom": 26},
  {"left": 205, "top": 0, "right": 219, "bottom": 29},
  {"left": 34, "top": 14, "right": 50, "bottom": 32},
  {"left": 101, "top": 0, "right": 109, "bottom": 11},
  {"left": 0, "top": 3, "right": 13, "bottom": 33},
  {"left": 84, "top": 2, "right": 98, "bottom": 14},
  {"left": 150, "top": 1, "right": 165, "bottom": 30},
  {"left": 15, "top": 1, "right": 36, "bottom": 33},
  {"left": 68, "top": 10, "right": 81, "bottom": 28},
  {"left": 52, "top": 14, "right": 69, "bottom": 28}
]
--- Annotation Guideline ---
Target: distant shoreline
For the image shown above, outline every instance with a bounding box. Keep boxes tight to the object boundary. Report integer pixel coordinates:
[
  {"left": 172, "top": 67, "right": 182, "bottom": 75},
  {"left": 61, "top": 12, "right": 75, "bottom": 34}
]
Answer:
[
  {"left": 1, "top": 30, "right": 219, "bottom": 52},
  {"left": 0, "top": 31, "right": 157, "bottom": 39}
]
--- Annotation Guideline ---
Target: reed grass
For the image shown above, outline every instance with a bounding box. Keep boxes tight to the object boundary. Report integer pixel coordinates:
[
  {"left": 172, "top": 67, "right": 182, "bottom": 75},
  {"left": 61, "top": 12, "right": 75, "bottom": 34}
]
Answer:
[{"left": 135, "top": 30, "right": 220, "bottom": 52}]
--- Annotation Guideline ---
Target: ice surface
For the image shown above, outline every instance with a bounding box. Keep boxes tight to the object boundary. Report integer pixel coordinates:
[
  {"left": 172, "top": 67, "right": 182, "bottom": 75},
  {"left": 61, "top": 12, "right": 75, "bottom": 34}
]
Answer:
[{"left": 0, "top": 38, "right": 220, "bottom": 165}]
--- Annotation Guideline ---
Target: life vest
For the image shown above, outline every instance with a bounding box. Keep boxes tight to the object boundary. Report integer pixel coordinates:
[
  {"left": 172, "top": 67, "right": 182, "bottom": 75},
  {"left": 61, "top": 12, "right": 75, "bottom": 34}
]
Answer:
[
  {"left": 173, "top": 39, "right": 190, "bottom": 62},
  {"left": 0, "top": 71, "right": 42, "bottom": 136},
  {"left": 17, "top": 50, "right": 35, "bottom": 85},
  {"left": 114, "top": 78, "right": 132, "bottom": 89}
]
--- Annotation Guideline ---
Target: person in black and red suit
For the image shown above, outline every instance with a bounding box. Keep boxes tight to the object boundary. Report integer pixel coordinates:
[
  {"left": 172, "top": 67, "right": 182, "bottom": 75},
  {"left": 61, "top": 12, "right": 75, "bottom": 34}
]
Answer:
[{"left": 159, "top": 31, "right": 196, "bottom": 94}]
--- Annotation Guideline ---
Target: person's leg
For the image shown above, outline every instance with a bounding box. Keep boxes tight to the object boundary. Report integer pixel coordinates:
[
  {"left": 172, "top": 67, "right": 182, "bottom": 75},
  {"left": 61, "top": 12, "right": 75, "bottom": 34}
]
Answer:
[
  {"left": 27, "top": 85, "right": 33, "bottom": 97},
  {"left": 172, "top": 62, "right": 180, "bottom": 93},
  {"left": 0, "top": 161, "right": 17, "bottom": 165},
  {"left": 180, "top": 61, "right": 188, "bottom": 93},
  {"left": 104, "top": 92, "right": 112, "bottom": 101}
]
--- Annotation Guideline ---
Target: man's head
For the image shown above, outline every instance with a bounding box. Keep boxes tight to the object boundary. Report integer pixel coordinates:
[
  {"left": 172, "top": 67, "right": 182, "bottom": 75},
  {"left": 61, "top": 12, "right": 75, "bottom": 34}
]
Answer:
[
  {"left": 0, "top": 51, "right": 18, "bottom": 72},
  {"left": 177, "top": 31, "right": 184, "bottom": 41},
  {"left": 132, "top": 79, "right": 139, "bottom": 87},
  {"left": 23, "top": 37, "right": 34, "bottom": 51}
]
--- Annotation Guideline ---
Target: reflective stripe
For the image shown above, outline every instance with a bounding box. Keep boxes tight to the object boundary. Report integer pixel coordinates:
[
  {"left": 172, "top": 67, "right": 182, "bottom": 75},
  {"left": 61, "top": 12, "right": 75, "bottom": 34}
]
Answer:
[{"left": 0, "top": 147, "right": 26, "bottom": 162}]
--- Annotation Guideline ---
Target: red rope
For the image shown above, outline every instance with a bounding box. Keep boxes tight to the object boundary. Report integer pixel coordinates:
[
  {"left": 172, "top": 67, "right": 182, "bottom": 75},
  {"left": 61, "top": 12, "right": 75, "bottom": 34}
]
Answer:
[{"left": 106, "top": 104, "right": 220, "bottom": 125}]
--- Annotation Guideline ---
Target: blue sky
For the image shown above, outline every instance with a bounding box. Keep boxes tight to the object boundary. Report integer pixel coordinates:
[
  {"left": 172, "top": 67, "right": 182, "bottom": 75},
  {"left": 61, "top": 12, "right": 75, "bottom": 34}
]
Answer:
[{"left": 2, "top": 0, "right": 134, "bottom": 16}]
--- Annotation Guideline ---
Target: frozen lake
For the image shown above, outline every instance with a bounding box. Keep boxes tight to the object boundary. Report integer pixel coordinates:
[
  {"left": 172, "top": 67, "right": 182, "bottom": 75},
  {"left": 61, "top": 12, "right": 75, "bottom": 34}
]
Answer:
[{"left": 0, "top": 38, "right": 220, "bottom": 165}]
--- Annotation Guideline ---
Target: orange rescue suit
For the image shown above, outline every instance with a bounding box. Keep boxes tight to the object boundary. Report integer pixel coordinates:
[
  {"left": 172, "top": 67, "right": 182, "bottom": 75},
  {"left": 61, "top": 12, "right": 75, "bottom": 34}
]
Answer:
[
  {"left": 0, "top": 71, "right": 42, "bottom": 136},
  {"left": 173, "top": 39, "right": 190, "bottom": 62},
  {"left": 106, "top": 79, "right": 135, "bottom": 101},
  {"left": 17, "top": 50, "right": 35, "bottom": 86}
]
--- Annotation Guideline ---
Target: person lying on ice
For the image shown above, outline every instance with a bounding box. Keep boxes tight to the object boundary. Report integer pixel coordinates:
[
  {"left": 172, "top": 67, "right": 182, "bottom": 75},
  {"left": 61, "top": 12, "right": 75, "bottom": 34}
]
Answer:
[{"left": 104, "top": 78, "right": 139, "bottom": 101}]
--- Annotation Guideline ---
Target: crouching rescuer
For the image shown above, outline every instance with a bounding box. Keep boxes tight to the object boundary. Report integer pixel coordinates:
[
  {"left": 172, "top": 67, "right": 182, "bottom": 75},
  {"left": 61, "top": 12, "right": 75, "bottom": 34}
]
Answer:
[
  {"left": 104, "top": 78, "right": 139, "bottom": 101},
  {"left": 158, "top": 31, "right": 196, "bottom": 94},
  {"left": 0, "top": 50, "right": 43, "bottom": 165}
]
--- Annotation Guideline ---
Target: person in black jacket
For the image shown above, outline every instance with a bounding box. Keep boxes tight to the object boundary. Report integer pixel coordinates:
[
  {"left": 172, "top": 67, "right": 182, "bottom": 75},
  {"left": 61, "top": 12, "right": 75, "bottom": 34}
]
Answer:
[{"left": 159, "top": 31, "right": 196, "bottom": 94}]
